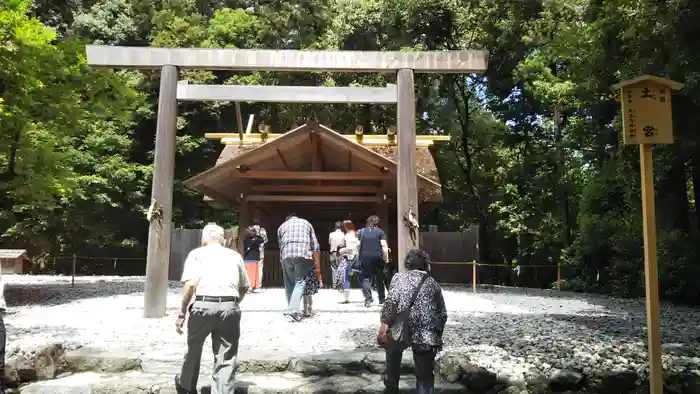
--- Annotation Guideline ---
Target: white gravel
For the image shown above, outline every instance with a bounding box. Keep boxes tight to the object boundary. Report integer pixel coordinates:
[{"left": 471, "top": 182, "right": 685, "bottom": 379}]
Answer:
[{"left": 5, "top": 275, "right": 700, "bottom": 381}]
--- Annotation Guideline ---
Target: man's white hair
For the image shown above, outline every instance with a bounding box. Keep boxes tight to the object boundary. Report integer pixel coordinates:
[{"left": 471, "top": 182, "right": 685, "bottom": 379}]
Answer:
[{"left": 201, "top": 223, "right": 225, "bottom": 245}]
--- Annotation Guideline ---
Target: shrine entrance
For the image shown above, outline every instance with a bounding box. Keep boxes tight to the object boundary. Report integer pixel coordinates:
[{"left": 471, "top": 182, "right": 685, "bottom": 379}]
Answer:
[
  {"left": 185, "top": 121, "right": 444, "bottom": 286},
  {"left": 85, "top": 44, "right": 487, "bottom": 317}
]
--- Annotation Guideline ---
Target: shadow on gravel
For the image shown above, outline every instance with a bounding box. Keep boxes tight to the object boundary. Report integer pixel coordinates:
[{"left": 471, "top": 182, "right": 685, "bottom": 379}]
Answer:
[
  {"left": 5, "top": 280, "right": 148, "bottom": 307},
  {"left": 442, "top": 284, "right": 649, "bottom": 312}
]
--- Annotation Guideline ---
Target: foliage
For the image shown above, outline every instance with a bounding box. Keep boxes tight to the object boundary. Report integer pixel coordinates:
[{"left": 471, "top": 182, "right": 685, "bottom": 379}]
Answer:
[{"left": 2, "top": 0, "right": 700, "bottom": 304}]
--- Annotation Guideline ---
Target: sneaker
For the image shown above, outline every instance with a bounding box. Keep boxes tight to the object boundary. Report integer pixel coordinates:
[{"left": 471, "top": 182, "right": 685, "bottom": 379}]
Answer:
[
  {"left": 287, "top": 312, "right": 303, "bottom": 322},
  {"left": 364, "top": 300, "right": 372, "bottom": 308}
]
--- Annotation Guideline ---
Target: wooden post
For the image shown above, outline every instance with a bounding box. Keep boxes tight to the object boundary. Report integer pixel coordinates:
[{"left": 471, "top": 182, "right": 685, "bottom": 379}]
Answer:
[
  {"left": 144, "top": 65, "right": 179, "bottom": 318},
  {"left": 396, "top": 69, "right": 417, "bottom": 273},
  {"left": 237, "top": 201, "right": 252, "bottom": 253},
  {"left": 557, "top": 263, "right": 561, "bottom": 291},
  {"left": 235, "top": 102, "right": 244, "bottom": 138},
  {"left": 640, "top": 144, "right": 662, "bottom": 394},
  {"left": 472, "top": 262, "right": 477, "bottom": 294},
  {"left": 71, "top": 254, "right": 76, "bottom": 288},
  {"left": 610, "top": 75, "right": 683, "bottom": 394},
  {"left": 379, "top": 197, "right": 390, "bottom": 258}
]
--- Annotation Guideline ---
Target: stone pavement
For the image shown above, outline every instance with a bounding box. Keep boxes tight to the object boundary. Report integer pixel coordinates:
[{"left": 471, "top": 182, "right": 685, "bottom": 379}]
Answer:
[
  {"left": 19, "top": 349, "right": 468, "bottom": 394},
  {"left": 20, "top": 371, "right": 467, "bottom": 394}
]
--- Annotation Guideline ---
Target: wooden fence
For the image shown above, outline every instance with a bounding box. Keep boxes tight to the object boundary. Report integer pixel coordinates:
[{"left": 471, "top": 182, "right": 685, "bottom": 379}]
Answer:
[{"left": 170, "top": 227, "right": 479, "bottom": 286}]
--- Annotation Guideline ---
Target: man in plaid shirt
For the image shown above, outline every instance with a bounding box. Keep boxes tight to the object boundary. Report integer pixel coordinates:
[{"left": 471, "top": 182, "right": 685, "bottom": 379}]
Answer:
[{"left": 277, "top": 213, "right": 321, "bottom": 322}]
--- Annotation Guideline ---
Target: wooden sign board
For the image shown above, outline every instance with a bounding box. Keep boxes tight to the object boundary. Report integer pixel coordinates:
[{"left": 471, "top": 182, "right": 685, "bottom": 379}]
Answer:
[
  {"left": 613, "top": 75, "right": 682, "bottom": 145},
  {"left": 610, "top": 74, "right": 683, "bottom": 394}
]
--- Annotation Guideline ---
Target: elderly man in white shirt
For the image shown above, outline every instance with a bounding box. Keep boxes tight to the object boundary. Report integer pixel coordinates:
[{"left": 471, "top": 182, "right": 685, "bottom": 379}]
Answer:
[{"left": 174, "top": 223, "right": 251, "bottom": 394}]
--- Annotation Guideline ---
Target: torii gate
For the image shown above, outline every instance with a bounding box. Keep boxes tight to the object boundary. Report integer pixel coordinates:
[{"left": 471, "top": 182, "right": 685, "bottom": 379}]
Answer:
[{"left": 85, "top": 45, "right": 488, "bottom": 317}]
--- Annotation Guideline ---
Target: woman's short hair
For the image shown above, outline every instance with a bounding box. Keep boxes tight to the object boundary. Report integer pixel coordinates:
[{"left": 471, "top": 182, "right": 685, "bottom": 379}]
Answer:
[
  {"left": 365, "top": 215, "right": 380, "bottom": 228},
  {"left": 405, "top": 248, "right": 430, "bottom": 271},
  {"left": 342, "top": 220, "right": 356, "bottom": 232},
  {"left": 334, "top": 221, "right": 343, "bottom": 230}
]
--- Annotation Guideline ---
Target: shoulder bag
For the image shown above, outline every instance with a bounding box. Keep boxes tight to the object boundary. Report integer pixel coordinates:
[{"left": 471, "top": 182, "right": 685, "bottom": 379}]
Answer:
[
  {"left": 349, "top": 229, "right": 364, "bottom": 272},
  {"left": 380, "top": 273, "right": 429, "bottom": 350}
]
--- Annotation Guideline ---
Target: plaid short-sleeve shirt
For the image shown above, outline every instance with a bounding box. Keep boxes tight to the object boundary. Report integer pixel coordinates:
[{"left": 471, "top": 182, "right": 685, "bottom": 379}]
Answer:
[{"left": 277, "top": 216, "right": 320, "bottom": 261}]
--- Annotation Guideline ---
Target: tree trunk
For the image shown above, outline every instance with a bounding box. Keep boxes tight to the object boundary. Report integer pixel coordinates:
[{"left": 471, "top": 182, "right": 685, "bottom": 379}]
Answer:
[
  {"left": 692, "top": 158, "right": 700, "bottom": 235},
  {"left": 664, "top": 154, "right": 690, "bottom": 234}
]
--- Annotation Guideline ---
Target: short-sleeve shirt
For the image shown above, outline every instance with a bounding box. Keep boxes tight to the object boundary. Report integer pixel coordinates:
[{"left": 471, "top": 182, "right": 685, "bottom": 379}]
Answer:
[
  {"left": 277, "top": 216, "right": 320, "bottom": 260},
  {"left": 329, "top": 230, "right": 346, "bottom": 253},
  {"left": 181, "top": 243, "right": 250, "bottom": 298},
  {"left": 358, "top": 227, "right": 386, "bottom": 259}
]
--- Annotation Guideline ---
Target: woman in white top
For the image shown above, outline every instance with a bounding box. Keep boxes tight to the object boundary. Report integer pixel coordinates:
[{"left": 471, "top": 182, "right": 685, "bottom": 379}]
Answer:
[{"left": 336, "top": 220, "right": 359, "bottom": 303}]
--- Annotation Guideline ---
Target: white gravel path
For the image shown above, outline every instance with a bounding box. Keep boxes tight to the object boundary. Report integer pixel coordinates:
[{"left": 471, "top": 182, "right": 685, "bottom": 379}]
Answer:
[{"left": 5, "top": 275, "right": 700, "bottom": 382}]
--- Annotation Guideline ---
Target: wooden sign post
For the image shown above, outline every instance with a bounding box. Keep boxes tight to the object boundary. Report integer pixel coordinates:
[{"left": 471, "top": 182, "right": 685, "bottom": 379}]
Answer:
[{"left": 611, "top": 75, "right": 683, "bottom": 394}]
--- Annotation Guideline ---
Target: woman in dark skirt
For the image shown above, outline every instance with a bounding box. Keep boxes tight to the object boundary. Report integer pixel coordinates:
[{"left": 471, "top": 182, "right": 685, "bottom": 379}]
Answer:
[{"left": 302, "top": 262, "right": 320, "bottom": 317}]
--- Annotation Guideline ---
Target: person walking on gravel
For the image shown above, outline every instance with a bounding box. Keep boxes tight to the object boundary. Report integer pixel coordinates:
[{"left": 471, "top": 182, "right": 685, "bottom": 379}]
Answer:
[
  {"left": 247, "top": 218, "right": 267, "bottom": 290},
  {"left": 328, "top": 221, "right": 345, "bottom": 290},
  {"left": 356, "top": 215, "right": 390, "bottom": 307},
  {"left": 174, "top": 223, "right": 251, "bottom": 394},
  {"left": 377, "top": 248, "right": 447, "bottom": 394},
  {"left": 277, "top": 213, "right": 321, "bottom": 322}
]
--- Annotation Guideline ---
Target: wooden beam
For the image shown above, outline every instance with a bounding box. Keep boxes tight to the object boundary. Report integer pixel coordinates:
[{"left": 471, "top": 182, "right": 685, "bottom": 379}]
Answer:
[
  {"left": 236, "top": 171, "right": 390, "bottom": 181},
  {"left": 237, "top": 201, "right": 252, "bottom": 253},
  {"left": 396, "top": 69, "right": 418, "bottom": 273},
  {"left": 144, "top": 65, "right": 178, "bottom": 318},
  {"left": 198, "top": 184, "right": 236, "bottom": 206},
  {"left": 211, "top": 133, "right": 449, "bottom": 147},
  {"left": 251, "top": 185, "right": 379, "bottom": 194},
  {"left": 310, "top": 130, "right": 323, "bottom": 186},
  {"left": 86, "top": 45, "right": 489, "bottom": 73},
  {"left": 235, "top": 102, "right": 244, "bottom": 137},
  {"left": 177, "top": 83, "right": 398, "bottom": 103},
  {"left": 245, "top": 195, "right": 382, "bottom": 203},
  {"left": 275, "top": 148, "right": 290, "bottom": 169},
  {"left": 311, "top": 132, "right": 322, "bottom": 171}
]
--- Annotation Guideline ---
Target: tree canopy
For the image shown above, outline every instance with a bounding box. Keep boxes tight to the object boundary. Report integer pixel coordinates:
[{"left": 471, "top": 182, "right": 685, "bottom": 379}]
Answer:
[{"left": 3, "top": 0, "right": 700, "bottom": 303}]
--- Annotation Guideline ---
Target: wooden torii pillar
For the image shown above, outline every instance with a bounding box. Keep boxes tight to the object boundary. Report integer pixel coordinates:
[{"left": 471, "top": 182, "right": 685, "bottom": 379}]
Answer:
[{"left": 85, "top": 45, "right": 488, "bottom": 317}]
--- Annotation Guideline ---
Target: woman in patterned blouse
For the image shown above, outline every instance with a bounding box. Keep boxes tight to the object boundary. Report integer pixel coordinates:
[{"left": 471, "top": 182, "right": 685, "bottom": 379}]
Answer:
[{"left": 378, "top": 248, "right": 447, "bottom": 394}]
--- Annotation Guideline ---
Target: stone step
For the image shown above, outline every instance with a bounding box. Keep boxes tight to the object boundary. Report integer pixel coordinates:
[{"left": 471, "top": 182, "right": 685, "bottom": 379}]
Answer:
[
  {"left": 62, "top": 349, "right": 417, "bottom": 376},
  {"left": 19, "top": 371, "right": 468, "bottom": 394}
]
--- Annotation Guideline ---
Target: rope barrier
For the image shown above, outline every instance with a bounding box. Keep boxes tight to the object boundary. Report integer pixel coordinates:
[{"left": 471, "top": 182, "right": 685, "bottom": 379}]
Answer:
[
  {"left": 431, "top": 261, "right": 562, "bottom": 293},
  {"left": 432, "top": 261, "right": 559, "bottom": 268}
]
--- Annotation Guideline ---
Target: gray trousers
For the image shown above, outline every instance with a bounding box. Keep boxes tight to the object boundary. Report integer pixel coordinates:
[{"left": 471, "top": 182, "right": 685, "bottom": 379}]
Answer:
[
  {"left": 179, "top": 300, "right": 241, "bottom": 394},
  {"left": 281, "top": 257, "right": 313, "bottom": 315}
]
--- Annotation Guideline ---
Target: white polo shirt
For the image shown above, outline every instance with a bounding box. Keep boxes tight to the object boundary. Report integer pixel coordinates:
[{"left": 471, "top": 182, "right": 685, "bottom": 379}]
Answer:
[
  {"left": 181, "top": 243, "right": 250, "bottom": 298},
  {"left": 329, "top": 229, "right": 345, "bottom": 253}
]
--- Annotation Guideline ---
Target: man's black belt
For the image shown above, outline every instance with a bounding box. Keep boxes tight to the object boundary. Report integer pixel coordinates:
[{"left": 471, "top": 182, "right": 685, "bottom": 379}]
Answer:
[{"left": 195, "top": 295, "right": 239, "bottom": 302}]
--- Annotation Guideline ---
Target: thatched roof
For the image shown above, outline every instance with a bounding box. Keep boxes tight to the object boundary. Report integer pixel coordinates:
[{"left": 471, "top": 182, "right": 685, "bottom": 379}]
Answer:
[{"left": 188, "top": 123, "right": 443, "bottom": 206}]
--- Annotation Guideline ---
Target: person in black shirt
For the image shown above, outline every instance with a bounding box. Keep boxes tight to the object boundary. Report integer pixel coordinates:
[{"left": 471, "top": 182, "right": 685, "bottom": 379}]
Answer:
[
  {"left": 242, "top": 227, "right": 264, "bottom": 261},
  {"left": 357, "top": 215, "right": 389, "bottom": 307},
  {"left": 242, "top": 228, "right": 264, "bottom": 292}
]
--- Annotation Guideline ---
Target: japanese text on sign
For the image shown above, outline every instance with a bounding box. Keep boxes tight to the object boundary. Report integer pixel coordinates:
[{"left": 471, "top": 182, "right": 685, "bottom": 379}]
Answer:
[{"left": 621, "top": 80, "right": 673, "bottom": 145}]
